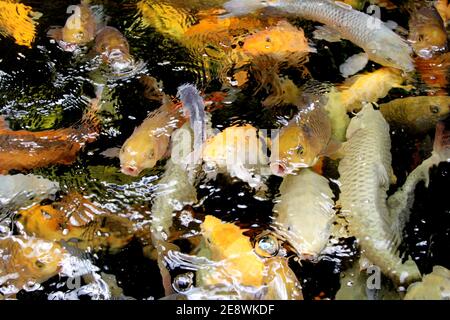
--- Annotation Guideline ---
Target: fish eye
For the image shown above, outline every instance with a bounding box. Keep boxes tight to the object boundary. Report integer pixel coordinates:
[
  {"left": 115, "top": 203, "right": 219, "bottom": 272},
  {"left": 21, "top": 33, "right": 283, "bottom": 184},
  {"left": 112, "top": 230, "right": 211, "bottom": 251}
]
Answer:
[
  {"left": 147, "top": 150, "right": 155, "bottom": 158},
  {"left": 430, "top": 105, "right": 440, "bottom": 114},
  {"left": 35, "top": 260, "right": 45, "bottom": 268},
  {"left": 296, "top": 145, "right": 304, "bottom": 155}
]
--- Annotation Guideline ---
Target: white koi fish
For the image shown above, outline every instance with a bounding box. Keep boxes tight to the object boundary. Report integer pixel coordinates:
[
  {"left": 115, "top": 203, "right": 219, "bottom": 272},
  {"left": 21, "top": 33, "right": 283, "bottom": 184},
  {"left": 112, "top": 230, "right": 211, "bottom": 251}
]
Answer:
[{"left": 338, "top": 104, "right": 421, "bottom": 286}]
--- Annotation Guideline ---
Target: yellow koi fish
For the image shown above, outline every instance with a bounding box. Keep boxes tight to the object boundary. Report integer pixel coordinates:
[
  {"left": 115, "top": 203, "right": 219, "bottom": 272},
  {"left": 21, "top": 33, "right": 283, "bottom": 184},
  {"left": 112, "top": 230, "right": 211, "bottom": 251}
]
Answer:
[{"left": 0, "top": 236, "right": 68, "bottom": 297}]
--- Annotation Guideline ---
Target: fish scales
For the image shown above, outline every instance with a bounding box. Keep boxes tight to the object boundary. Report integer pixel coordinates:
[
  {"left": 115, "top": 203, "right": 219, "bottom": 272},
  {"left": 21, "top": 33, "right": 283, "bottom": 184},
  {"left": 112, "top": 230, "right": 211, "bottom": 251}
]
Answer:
[
  {"left": 273, "top": 169, "right": 335, "bottom": 258},
  {"left": 338, "top": 104, "right": 421, "bottom": 285},
  {"left": 281, "top": 0, "right": 396, "bottom": 48}
]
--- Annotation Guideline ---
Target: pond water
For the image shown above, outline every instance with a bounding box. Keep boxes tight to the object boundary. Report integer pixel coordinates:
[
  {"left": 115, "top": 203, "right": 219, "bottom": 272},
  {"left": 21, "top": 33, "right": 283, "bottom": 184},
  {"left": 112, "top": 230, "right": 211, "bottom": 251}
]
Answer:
[{"left": 1, "top": 0, "right": 450, "bottom": 300}]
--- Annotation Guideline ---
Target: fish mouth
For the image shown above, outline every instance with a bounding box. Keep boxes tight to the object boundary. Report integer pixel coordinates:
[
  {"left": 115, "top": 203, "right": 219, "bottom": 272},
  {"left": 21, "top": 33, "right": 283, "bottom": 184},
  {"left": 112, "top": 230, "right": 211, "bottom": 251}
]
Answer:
[
  {"left": 107, "top": 50, "right": 135, "bottom": 71},
  {"left": 120, "top": 165, "right": 141, "bottom": 177},
  {"left": 270, "top": 161, "right": 291, "bottom": 177},
  {"left": 58, "top": 41, "right": 80, "bottom": 53}
]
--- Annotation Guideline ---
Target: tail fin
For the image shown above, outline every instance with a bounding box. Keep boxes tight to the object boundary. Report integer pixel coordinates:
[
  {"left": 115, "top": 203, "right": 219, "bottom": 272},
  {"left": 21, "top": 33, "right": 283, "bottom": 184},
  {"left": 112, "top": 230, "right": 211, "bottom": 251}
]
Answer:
[
  {"left": 222, "top": 0, "right": 270, "bottom": 17},
  {"left": 433, "top": 118, "right": 450, "bottom": 161},
  {"left": 80, "top": 87, "right": 104, "bottom": 137},
  {"left": 177, "top": 84, "right": 207, "bottom": 153}
]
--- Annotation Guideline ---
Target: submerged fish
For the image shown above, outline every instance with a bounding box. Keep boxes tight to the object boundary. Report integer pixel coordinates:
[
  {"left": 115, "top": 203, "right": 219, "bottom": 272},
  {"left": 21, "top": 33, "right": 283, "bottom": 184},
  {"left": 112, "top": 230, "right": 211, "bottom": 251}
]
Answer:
[
  {"left": 388, "top": 120, "right": 450, "bottom": 236},
  {"left": 405, "top": 266, "right": 450, "bottom": 300},
  {"left": 0, "top": 1, "right": 40, "bottom": 47},
  {"left": 0, "top": 174, "right": 59, "bottom": 207},
  {"left": 120, "top": 84, "right": 206, "bottom": 176},
  {"left": 94, "top": 26, "right": 135, "bottom": 73},
  {"left": 48, "top": 1, "right": 99, "bottom": 51},
  {"left": 338, "top": 104, "right": 421, "bottom": 285},
  {"left": 223, "top": 0, "right": 414, "bottom": 72},
  {"left": 151, "top": 124, "right": 198, "bottom": 242},
  {"left": 335, "top": 257, "right": 401, "bottom": 300},
  {"left": 196, "top": 215, "right": 303, "bottom": 299},
  {"left": 202, "top": 124, "right": 270, "bottom": 188},
  {"left": 414, "top": 52, "right": 450, "bottom": 96},
  {"left": 436, "top": 0, "right": 450, "bottom": 24},
  {"left": 0, "top": 236, "right": 68, "bottom": 297},
  {"left": 176, "top": 84, "right": 207, "bottom": 155},
  {"left": 200, "top": 215, "right": 265, "bottom": 287},
  {"left": 150, "top": 123, "right": 198, "bottom": 295},
  {"left": 273, "top": 169, "right": 335, "bottom": 259},
  {"left": 0, "top": 99, "right": 100, "bottom": 174},
  {"left": 236, "top": 20, "right": 315, "bottom": 106},
  {"left": 119, "top": 98, "right": 182, "bottom": 176},
  {"left": 379, "top": 96, "right": 450, "bottom": 133},
  {"left": 337, "top": 67, "right": 413, "bottom": 112},
  {"left": 240, "top": 20, "right": 314, "bottom": 59},
  {"left": 17, "top": 192, "right": 135, "bottom": 252},
  {"left": 409, "top": 6, "right": 447, "bottom": 58},
  {"left": 270, "top": 96, "right": 335, "bottom": 176}
]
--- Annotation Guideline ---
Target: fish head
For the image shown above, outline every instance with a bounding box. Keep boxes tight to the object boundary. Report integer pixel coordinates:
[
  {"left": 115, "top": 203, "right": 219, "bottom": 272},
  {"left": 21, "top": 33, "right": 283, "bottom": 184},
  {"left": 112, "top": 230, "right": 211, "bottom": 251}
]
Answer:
[
  {"left": 200, "top": 215, "right": 265, "bottom": 287},
  {"left": 270, "top": 125, "right": 318, "bottom": 176},
  {"left": 15, "top": 238, "right": 66, "bottom": 282},
  {"left": 119, "top": 134, "right": 159, "bottom": 177},
  {"left": 417, "top": 97, "right": 450, "bottom": 127},
  {"left": 346, "top": 103, "right": 376, "bottom": 138},
  {"left": 61, "top": 6, "right": 96, "bottom": 46},
  {"left": 119, "top": 146, "right": 156, "bottom": 177},
  {"left": 409, "top": 8, "right": 447, "bottom": 58},
  {"left": 94, "top": 27, "right": 133, "bottom": 71},
  {"left": 366, "top": 34, "right": 414, "bottom": 72}
]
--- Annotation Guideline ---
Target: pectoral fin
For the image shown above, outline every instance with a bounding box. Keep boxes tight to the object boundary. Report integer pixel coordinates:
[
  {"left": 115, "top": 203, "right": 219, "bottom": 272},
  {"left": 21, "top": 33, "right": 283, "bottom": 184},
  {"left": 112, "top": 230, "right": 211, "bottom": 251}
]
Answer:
[
  {"left": 323, "top": 138, "right": 342, "bottom": 158},
  {"left": 47, "top": 27, "right": 63, "bottom": 41},
  {"left": 100, "top": 147, "right": 120, "bottom": 158},
  {"left": 339, "top": 53, "right": 369, "bottom": 78}
]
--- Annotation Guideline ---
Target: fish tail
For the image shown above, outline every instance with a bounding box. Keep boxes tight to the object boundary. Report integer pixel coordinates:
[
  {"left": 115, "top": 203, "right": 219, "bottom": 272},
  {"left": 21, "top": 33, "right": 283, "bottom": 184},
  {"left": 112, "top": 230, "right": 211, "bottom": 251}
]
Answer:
[
  {"left": 222, "top": 0, "right": 273, "bottom": 17},
  {"left": 176, "top": 84, "right": 207, "bottom": 152},
  {"left": 80, "top": 92, "right": 102, "bottom": 140},
  {"left": 433, "top": 118, "right": 450, "bottom": 161},
  {"left": 394, "top": 258, "right": 422, "bottom": 286},
  {"left": 90, "top": 4, "right": 108, "bottom": 31}
]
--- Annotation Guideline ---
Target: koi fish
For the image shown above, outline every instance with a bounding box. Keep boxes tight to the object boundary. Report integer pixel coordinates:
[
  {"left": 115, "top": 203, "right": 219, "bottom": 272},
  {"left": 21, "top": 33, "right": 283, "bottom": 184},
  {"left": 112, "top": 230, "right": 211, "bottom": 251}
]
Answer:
[
  {"left": 379, "top": 96, "right": 450, "bottom": 133},
  {"left": 195, "top": 215, "right": 303, "bottom": 299},
  {"left": 0, "top": 236, "right": 68, "bottom": 297},
  {"left": 0, "top": 99, "right": 100, "bottom": 174},
  {"left": 405, "top": 266, "right": 450, "bottom": 300},
  {"left": 119, "top": 84, "right": 206, "bottom": 176},
  {"left": 408, "top": 6, "right": 447, "bottom": 58},
  {"left": 94, "top": 26, "right": 136, "bottom": 74},
  {"left": 273, "top": 169, "right": 335, "bottom": 259},
  {"left": 388, "top": 119, "right": 450, "bottom": 237},
  {"left": 48, "top": 1, "right": 100, "bottom": 51},
  {"left": 223, "top": 0, "right": 414, "bottom": 72},
  {"left": 337, "top": 67, "right": 413, "bottom": 112},
  {"left": 0, "top": 1, "right": 41, "bottom": 47},
  {"left": 338, "top": 103, "right": 421, "bottom": 285},
  {"left": 270, "top": 95, "right": 335, "bottom": 176},
  {"left": 16, "top": 192, "right": 135, "bottom": 252}
]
